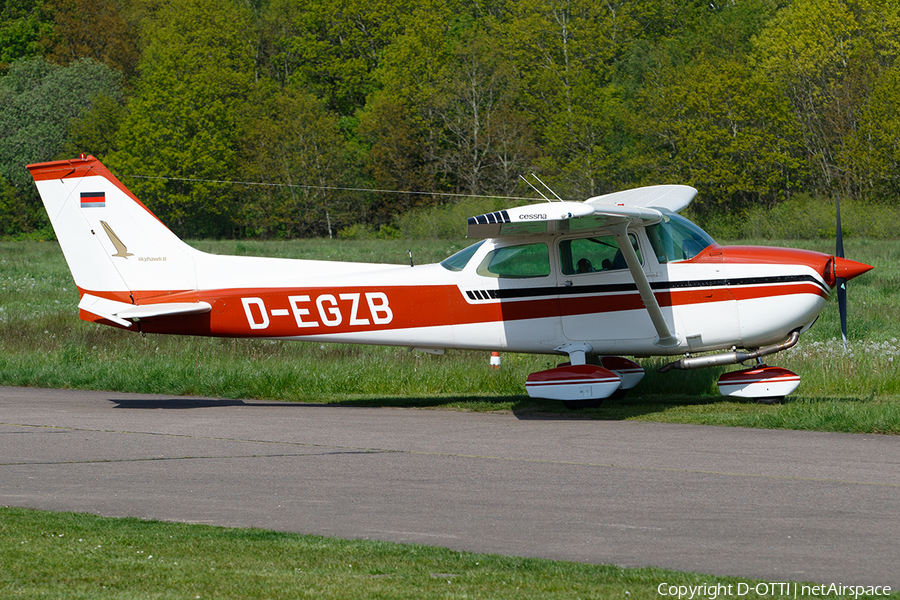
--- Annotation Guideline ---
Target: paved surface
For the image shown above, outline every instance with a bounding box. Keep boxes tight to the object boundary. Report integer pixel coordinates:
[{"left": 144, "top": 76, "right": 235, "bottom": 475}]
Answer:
[{"left": 2, "top": 386, "right": 898, "bottom": 587}]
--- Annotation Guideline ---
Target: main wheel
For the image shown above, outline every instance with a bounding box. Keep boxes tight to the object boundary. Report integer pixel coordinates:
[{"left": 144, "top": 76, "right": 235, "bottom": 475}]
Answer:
[
  {"left": 754, "top": 396, "right": 785, "bottom": 405},
  {"left": 607, "top": 388, "right": 628, "bottom": 401},
  {"left": 561, "top": 398, "right": 603, "bottom": 410}
]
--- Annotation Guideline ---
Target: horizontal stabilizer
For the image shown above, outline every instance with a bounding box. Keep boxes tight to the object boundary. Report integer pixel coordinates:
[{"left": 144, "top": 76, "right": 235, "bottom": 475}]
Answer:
[{"left": 78, "top": 294, "right": 211, "bottom": 327}]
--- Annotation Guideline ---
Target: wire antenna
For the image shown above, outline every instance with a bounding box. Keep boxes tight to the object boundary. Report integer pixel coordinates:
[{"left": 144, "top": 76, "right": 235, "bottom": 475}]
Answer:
[
  {"left": 530, "top": 173, "right": 563, "bottom": 201},
  {"left": 519, "top": 174, "right": 563, "bottom": 202},
  {"left": 519, "top": 175, "right": 550, "bottom": 202}
]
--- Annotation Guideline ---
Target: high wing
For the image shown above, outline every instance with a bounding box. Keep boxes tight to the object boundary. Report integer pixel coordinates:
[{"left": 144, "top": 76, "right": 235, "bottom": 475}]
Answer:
[
  {"left": 467, "top": 185, "right": 698, "bottom": 348},
  {"left": 466, "top": 185, "right": 697, "bottom": 239}
]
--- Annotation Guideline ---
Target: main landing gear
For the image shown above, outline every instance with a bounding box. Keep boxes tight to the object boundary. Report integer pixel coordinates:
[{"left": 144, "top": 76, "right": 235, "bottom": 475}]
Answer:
[
  {"left": 524, "top": 344, "right": 645, "bottom": 409},
  {"left": 524, "top": 332, "right": 806, "bottom": 408}
]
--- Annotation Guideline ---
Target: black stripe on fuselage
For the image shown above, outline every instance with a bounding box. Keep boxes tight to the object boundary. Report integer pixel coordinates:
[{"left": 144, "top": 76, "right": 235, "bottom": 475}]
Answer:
[{"left": 467, "top": 274, "right": 828, "bottom": 302}]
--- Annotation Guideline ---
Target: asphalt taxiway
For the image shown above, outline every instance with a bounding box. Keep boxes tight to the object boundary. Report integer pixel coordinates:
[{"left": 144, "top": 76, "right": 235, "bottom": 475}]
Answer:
[{"left": 2, "top": 386, "right": 898, "bottom": 587}]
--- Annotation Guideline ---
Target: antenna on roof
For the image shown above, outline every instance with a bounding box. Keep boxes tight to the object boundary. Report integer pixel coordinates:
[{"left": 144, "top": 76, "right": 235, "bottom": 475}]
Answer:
[
  {"left": 531, "top": 173, "right": 563, "bottom": 201},
  {"left": 519, "top": 175, "right": 550, "bottom": 202},
  {"left": 519, "top": 174, "right": 562, "bottom": 202},
  {"left": 519, "top": 173, "right": 563, "bottom": 202}
]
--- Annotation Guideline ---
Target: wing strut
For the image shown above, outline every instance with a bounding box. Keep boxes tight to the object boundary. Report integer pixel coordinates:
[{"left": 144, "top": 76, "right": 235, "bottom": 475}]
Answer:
[{"left": 610, "top": 223, "right": 680, "bottom": 348}]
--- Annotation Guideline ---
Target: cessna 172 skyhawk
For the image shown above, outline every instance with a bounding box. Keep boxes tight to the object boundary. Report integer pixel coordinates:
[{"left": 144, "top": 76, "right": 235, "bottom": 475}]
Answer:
[{"left": 28, "top": 156, "right": 873, "bottom": 406}]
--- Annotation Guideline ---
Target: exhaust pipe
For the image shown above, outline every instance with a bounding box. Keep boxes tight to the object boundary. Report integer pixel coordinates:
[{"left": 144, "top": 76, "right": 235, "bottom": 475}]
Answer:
[{"left": 658, "top": 330, "right": 801, "bottom": 373}]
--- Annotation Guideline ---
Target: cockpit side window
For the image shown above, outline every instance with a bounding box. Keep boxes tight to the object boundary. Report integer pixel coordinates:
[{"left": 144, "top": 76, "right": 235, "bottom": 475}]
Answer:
[
  {"left": 559, "top": 234, "right": 641, "bottom": 275},
  {"left": 476, "top": 243, "right": 550, "bottom": 278},
  {"left": 645, "top": 211, "right": 715, "bottom": 264},
  {"left": 440, "top": 240, "right": 485, "bottom": 272}
]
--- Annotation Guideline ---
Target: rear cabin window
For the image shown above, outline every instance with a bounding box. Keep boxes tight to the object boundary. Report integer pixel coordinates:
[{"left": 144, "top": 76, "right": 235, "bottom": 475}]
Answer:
[
  {"left": 477, "top": 243, "right": 550, "bottom": 278},
  {"left": 559, "top": 234, "right": 642, "bottom": 275}
]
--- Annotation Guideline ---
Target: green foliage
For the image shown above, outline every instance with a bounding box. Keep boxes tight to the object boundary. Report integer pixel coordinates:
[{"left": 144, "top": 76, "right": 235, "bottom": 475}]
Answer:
[
  {"left": 844, "top": 61, "right": 900, "bottom": 200},
  {"left": 751, "top": 0, "right": 900, "bottom": 195},
  {"left": 395, "top": 195, "right": 530, "bottom": 240},
  {"left": 239, "top": 82, "right": 359, "bottom": 238},
  {"left": 0, "top": 0, "right": 53, "bottom": 71},
  {"left": 693, "top": 194, "right": 900, "bottom": 241},
  {"left": 5, "top": 0, "right": 900, "bottom": 239},
  {"left": 106, "top": 0, "right": 255, "bottom": 238},
  {"left": 63, "top": 92, "right": 125, "bottom": 158},
  {"left": 0, "top": 57, "right": 122, "bottom": 185},
  {"left": 42, "top": 0, "right": 140, "bottom": 76},
  {"left": 638, "top": 57, "right": 807, "bottom": 209},
  {"left": 500, "top": 0, "right": 644, "bottom": 198},
  {"left": 0, "top": 57, "right": 121, "bottom": 237},
  {"left": 356, "top": 93, "right": 436, "bottom": 220},
  {"left": 258, "top": 0, "right": 416, "bottom": 115},
  {"left": 0, "top": 176, "right": 28, "bottom": 236}
]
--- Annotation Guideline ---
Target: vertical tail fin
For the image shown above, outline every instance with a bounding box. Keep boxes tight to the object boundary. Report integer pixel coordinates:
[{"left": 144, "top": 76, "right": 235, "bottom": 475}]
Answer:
[{"left": 27, "top": 156, "right": 199, "bottom": 303}]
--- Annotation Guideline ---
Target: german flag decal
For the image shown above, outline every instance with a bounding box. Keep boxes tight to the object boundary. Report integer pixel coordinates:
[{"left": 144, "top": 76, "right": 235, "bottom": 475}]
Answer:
[{"left": 80, "top": 191, "right": 106, "bottom": 208}]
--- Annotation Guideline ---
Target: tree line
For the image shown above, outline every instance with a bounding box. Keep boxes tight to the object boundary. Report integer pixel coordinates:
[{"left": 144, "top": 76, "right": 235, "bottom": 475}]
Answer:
[{"left": 2, "top": 0, "right": 899, "bottom": 239}]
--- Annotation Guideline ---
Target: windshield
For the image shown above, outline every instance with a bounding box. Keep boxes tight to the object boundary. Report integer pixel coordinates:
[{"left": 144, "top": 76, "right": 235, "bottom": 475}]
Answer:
[
  {"left": 645, "top": 211, "right": 715, "bottom": 263},
  {"left": 440, "top": 240, "right": 485, "bottom": 272}
]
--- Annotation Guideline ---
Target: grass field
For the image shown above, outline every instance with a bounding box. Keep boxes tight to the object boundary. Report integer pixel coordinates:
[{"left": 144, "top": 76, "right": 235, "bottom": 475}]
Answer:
[
  {"left": 9, "top": 507, "right": 893, "bottom": 600},
  {"left": 2, "top": 238, "right": 899, "bottom": 598},
  {"left": 1, "top": 237, "right": 898, "bottom": 433}
]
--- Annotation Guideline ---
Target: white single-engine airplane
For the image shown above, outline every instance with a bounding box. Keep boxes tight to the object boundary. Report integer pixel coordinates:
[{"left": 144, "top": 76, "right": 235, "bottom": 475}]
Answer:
[{"left": 28, "top": 156, "right": 873, "bottom": 406}]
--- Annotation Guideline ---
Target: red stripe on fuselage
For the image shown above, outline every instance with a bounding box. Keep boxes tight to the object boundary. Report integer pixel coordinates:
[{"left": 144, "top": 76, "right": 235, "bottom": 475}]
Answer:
[
  {"left": 689, "top": 244, "right": 833, "bottom": 275},
  {"left": 107, "top": 276, "right": 826, "bottom": 338}
]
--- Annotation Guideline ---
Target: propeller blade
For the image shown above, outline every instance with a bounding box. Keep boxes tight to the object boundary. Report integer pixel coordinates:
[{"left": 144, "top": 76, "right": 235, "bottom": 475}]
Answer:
[
  {"left": 838, "top": 276, "right": 848, "bottom": 351},
  {"left": 836, "top": 194, "right": 844, "bottom": 259},
  {"left": 836, "top": 194, "right": 848, "bottom": 350}
]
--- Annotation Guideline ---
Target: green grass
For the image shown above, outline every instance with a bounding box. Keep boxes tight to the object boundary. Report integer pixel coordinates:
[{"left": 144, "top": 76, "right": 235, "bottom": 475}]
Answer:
[
  {"left": 3, "top": 239, "right": 899, "bottom": 598},
  {"left": 4, "top": 506, "right": 877, "bottom": 600},
  {"left": 1, "top": 238, "right": 898, "bottom": 434}
]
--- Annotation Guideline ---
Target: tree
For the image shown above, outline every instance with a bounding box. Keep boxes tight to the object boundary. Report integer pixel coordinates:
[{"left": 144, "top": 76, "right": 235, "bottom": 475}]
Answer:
[
  {"left": 501, "top": 0, "right": 646, "bottom": 198},
  {"left": 428, "top": 25, "right": 534, "bottom": 197},
  {"left": 369, "top": 11, "right": 535, "bottom": 202},
  {"left": 752, "top": 0, "right": 861, "bottom": 193},
  {"left": 258, "top": 0, "right": 416, "bottom": 116},
  {"left": 0, "top": 57, "right": 121, "bottom": 235},
  {"left": 752, "top": 0, "right": 900, "bottom": 199},
  {"left": 0, "top": 57, "right": 122, "bottom": 185},
  {"left": 844, "top": 62, "right": 900, "bottom": 200},
  {"left": 356, "top": 93, "right": 433, "bottom": 220},
  {"left": 106, "top": 0, "right": 255, "bottom": 238},
  {"left": 0, "top": 0, "right": 53, "bottom": 72},
  {"left": 636, "top": 57, "right": 807, "bottom": 210},
  {"left": 42, "top": 0, "right": 139, "bottom": 75},
  {"left": 239, "top": 83, "right": 357, "bottom": 238}
]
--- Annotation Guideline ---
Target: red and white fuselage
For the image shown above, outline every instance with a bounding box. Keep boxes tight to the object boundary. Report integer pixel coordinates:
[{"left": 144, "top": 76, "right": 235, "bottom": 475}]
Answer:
[{"left": 28, "top": 156, "right": 872, "bottom": 401}]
